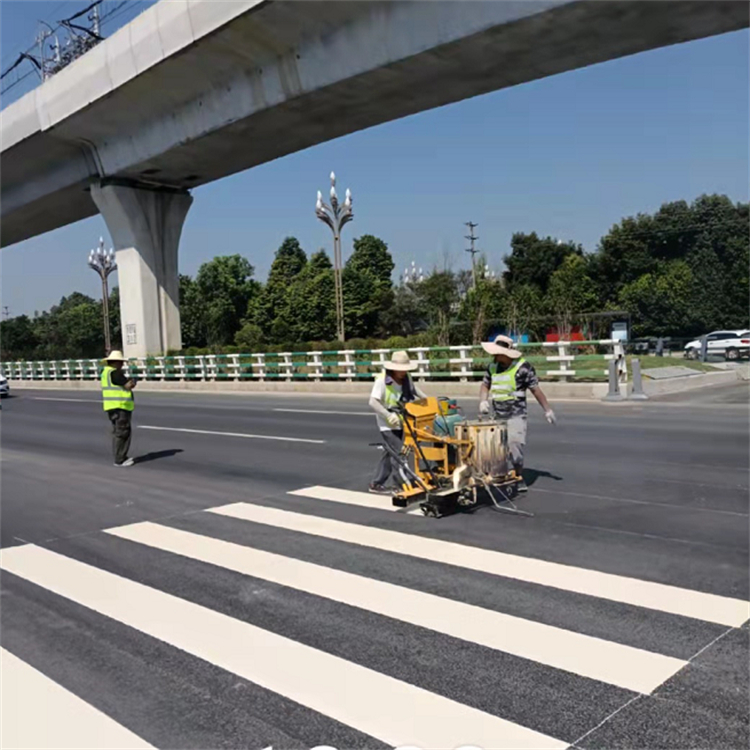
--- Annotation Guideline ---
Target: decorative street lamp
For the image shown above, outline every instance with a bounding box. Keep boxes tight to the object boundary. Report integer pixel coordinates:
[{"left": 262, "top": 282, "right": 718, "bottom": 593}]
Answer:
[
  {"left": 315, "top": 172, "right": 353, "bottom": 342},
  {"left": 402, "top": 260, "right": 424, "bottom": 285},
  {"left": 88, "top": 237, "right": 117, "bottom": 353}
]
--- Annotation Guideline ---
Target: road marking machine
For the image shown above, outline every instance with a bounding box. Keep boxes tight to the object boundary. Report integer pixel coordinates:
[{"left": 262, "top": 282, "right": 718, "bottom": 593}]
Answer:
[{"left": 377, "top": 396, "right": 533, "bottom": 518}]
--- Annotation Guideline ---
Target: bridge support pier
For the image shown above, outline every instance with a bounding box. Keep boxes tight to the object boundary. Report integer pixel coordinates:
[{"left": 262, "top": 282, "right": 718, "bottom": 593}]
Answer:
[{"left": 92, "top": 183, "right": 193, "bottom": 359}]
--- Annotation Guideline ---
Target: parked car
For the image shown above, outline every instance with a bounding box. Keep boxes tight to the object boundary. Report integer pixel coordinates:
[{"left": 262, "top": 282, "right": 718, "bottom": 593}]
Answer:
[
  {"left": 0, "top": 374, "right": 9, "bottom": 397},
  {"left": 684, "top": 330, "right": 750, "bottom": 361}
]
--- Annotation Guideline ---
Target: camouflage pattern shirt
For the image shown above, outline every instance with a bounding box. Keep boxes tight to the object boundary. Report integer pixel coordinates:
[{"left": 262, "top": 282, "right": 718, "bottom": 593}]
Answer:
[{"left": 482, "top": 360, "right": 539, "bottom": 419}]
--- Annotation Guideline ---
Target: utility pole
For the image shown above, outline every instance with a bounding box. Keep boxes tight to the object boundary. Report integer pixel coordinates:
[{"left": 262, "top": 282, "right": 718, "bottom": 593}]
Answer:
[
  {"left": 465, "top": 221, "right": 479, "bottom": 289},
  {"left": 2, "top": 306, "right": 9, "bottom": 320}
]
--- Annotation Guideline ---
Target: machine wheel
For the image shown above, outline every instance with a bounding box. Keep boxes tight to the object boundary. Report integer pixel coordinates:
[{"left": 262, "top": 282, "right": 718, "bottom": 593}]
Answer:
[
  {"left": 685, "top": 348, "right": 698, "bottom": 360},
  {"left": 725, "top": 348, "right": 739, "bottom": 361}
]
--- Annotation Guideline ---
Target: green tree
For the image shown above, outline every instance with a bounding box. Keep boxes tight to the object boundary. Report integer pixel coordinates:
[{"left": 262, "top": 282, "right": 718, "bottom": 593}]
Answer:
[
  {"left": 503, "top": 233, "right": 584, "bottom": 295},
  {"left": 250, "top": 237, "right": 308, "bottom": 339},
  {"left": 591, "top": 195, "right": 749, "bottom": 336},
  {"left": 342, "top": 235, "right": 395, "bottom": 339},
  {"left": 417, "top": 271, "right": 458, "bottom": 345},
  {"left": 194, "top": 255, "right": 259, "bottom": 347},
  {"left": 619, "top": 261, "right": 695, "bottom": 337},
  {"left": 504, "top": 284, "right": 545, "bottom": 340},
  {"left": 378, "top": 282, "right": 425, "bottom": 338},
  {"left": 546, "top": 254, "right": 600, "bottom": 338},
  {"left": 284, "top": 250, "right": 336, "bottom": 342},
  {"left": 0, "top": 314, "right": 39, "bottom": 360},
  {"left": 347, "top": 235, "right": 394, "bottom": 288},
  {"left": 179, "top": 274, "right": 206, "bottom": 348}
]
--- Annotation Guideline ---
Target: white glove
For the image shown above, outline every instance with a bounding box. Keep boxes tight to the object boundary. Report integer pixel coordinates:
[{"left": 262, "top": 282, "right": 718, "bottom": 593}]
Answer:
[
  {"left": 479, "top": 400, "right": 490, "bottom": 415},
  {"left": 386, "top": 413, "right": 401, "bottom": 429},
  {"left": 545, "top": 409, "right": 556, "bottom": 425}
]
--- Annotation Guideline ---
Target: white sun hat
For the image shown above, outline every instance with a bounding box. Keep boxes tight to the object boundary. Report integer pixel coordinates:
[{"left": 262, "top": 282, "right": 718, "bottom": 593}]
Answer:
[
  {"left": 481, "top": 335, "right": 522, "bottom": 358},
  {"left": 104, "top": 350, "right": 126, "bottom": 362},
  {"left": 385, "top": 350, "right": 418, "bottom": 371}
]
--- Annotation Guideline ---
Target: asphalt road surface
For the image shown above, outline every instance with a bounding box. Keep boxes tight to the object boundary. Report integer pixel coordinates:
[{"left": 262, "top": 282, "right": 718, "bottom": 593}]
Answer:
[{"left": 2, "top": 385, "right": 748, "bottom": 750}]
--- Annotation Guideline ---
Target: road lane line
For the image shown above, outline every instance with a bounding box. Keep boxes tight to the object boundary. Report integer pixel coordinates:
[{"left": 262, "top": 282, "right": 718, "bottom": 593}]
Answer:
[
  {"left": 289, "top": 485, "right": 402, "bottom": 511},
  {"left": 0, "top": 545, "right": 566, "bottom": 749},
  {"left": 1, "top": 648, "right": 154, "bottom": 749},
  {"left": 274, "top": 408, "right": 372, "bottom": 416},
  {"left": 107, "top": 522, "right": 686, "bottom": 693},
  {"left": 209, "top": 503, "right": 750, "bottom": 627},
  {"left": 137, "top": 425, "right": 325, "bottom": 444},
  {"left": 31, "top": 397, "right": 99, "bottom": 403}
]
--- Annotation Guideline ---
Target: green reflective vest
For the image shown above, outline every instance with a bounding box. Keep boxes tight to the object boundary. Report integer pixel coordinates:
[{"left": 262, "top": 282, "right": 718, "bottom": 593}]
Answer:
[
  {"left": 101, "top": 366, "right": 134, "bottom": 412},
  {"left": 490, "top": 357, "right": 527, "bottom": 402},
  {"left": 377, "top": 372, "right": 415, "bottom": 426}
]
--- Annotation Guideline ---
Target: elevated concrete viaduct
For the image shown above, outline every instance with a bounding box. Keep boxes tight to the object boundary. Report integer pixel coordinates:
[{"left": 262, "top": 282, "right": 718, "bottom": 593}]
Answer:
[{"left": 1, "top": 0, "right": 746, "bottom": 356}]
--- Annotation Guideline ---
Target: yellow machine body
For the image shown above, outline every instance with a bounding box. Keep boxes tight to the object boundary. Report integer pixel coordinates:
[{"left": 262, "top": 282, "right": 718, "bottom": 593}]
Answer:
[{"left": 392, "top": 398, "right": 519, "bottom": 512}]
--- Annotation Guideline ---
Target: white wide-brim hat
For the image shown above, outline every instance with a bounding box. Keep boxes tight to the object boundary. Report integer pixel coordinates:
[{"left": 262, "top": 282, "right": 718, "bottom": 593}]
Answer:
[
  {"left": 104, "top": 350, "right": 126, "bottom": 362},
  {"left": 481, "top": 335, "right": 522, "bottom": 358},
  {"left": 385, "top": 350, "right": 418, "bottom": 371}
]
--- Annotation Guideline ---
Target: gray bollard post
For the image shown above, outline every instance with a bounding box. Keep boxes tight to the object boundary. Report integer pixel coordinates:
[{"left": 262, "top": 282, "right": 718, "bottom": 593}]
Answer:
[
  {"left": 602, "top": 359, "right": 625, "bottom": 401},
  {"left": 629, "top": 358, "right": 649, "bottom": 400},
  {"left": 700, "top": 335, "right": 708, "bottom": 363}
]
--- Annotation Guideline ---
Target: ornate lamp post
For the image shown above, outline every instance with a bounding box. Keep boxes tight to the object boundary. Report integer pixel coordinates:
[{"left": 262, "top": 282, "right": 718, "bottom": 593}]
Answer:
[
  {"left": 88, "top": 237, "right": 117, "bottom": 353},
  {"left": 315, "top": 172, "right": 353, "bottom": 342}
]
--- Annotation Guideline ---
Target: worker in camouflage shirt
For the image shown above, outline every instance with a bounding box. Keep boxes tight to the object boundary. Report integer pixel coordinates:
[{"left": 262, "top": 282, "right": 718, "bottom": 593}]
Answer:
[{"left": 479, "top": 334, "right": 556, "bottom": 492}]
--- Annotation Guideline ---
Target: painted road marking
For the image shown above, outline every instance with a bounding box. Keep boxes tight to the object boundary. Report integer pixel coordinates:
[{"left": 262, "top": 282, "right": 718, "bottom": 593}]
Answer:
[
  {"left": 107, "top": 522, "right": 686, "bottom": 693},
  {"left": 1, "top": 648, "right": 154, "bottom": 749},
  {"left": 209, "top": 503, "right": 750, "bottom": 627},
  {"left": 274, "top": 408, "right": 372, "bottom": 416},
  {"left": 31, "top": 397, "right": 99, "bottom": 403},
  {"left": 0, "top": 545, "right": 566, "bottom": 749},
  {"left": 290, "top": 485, "right": 402, "bottom": 512},
  {"left": 138, "top": 425, "right": 325, "bottom": 444}
]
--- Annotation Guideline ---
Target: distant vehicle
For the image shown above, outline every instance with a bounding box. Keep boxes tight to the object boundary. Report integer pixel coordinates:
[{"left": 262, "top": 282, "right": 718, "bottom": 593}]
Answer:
[
  {"left": 684, "top": 330, "right": 750, "bottom": 361},
  {"left": 0, "top": 374, "right": 9, "bottom": 397}
]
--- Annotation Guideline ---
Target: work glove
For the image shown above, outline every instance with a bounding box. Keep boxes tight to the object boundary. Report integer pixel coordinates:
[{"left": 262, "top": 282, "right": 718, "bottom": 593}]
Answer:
[
  {"left": 545, "top": 409, "right": 556, "bottom": 425},
  {"left": 386, "top": 413, "right": 401, "bottom": 429},
  {"left": 479, "top": 400, "right": 490, "bottom": 415}
]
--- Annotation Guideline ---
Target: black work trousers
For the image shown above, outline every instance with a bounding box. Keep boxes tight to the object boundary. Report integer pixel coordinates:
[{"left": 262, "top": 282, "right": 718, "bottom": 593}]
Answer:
[{"left": 107, "top": 408, "right": 132, "bottom": 464}]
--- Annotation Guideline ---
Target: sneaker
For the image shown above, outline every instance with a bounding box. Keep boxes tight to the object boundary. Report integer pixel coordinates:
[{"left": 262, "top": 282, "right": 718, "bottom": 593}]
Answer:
[
  {"left": 368, "top": 483, "right": 390, "bottom": 495},
  {"left": 115, "top": 457, "right": 136, "bottom": 467},
  {"left": 516, "top": 479, "right": 528, "bottom": 493}
]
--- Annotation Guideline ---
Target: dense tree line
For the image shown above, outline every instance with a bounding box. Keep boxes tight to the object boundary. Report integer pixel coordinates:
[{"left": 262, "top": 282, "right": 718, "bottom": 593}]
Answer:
[
  {"left": 2, "top": 194, "right": 747, "bottom": 361},
  {"left": 1, "top": 290, "right": 120, "bottom": 361}
]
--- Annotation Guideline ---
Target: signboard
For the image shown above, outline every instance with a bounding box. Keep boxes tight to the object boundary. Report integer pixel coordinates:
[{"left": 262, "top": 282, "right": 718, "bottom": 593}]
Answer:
[
  {"left": 126, "top": 324, "right": 137, "bottom": 346},
  {"left": 611, "top": 322, "right": 628, "bottom": 342}
]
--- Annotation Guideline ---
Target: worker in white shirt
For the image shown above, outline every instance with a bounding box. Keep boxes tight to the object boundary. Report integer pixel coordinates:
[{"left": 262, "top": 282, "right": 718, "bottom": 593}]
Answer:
[{"left": 368, "top": 350, "right": 427, "bottom": 494}]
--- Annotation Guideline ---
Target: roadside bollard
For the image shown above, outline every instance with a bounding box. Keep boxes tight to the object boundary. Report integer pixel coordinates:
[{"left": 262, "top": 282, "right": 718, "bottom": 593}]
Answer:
[
  {"left": 602, "top": 359, "right": 625, "bottom": 401},
  {"left": 629, "top": 358, "right": 649, "bottom": 400}
]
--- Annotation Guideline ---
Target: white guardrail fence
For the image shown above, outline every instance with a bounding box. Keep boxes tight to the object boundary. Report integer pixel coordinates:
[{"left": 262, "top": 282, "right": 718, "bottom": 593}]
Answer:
[{"left": 4, "top": 340, "right": 627, "bottom": 384}]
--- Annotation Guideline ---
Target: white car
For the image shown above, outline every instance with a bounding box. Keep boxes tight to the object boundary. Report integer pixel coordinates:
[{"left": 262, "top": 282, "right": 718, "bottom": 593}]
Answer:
[
  {"left": 684, "top": 330, "right": 750, "bottom": 361},
  {"left": 0, "top": 374, "right": 9, "bottom": 397}
]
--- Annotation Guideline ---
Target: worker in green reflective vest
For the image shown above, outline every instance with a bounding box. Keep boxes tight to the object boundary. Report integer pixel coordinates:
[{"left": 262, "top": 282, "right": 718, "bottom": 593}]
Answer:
[
  {"left": 478, "top": 335, "right": 555, "bottom": 491},
  {"left": 101, "top": 350, "right": 137, "bottom": 467},
  {"left": 368, "top": 350, "right": 428, "bottom": 494}
]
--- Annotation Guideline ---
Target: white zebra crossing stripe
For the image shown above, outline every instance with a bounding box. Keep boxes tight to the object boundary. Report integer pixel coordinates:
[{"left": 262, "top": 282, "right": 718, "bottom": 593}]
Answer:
[
  {"left": 0, "top": 545, "right": 567, "bottom": 749},
  {"left": 289, "top": 485, "right": 405, "bottom": 512},
  {"left": 106, "top": 521, "right": 686, "bottom": 693},
  {"left": 209, "top": 503, "right": 750, "bottom": 627},
  {"left": 1, "top": 648, "right": 154, "bottom": 750}
]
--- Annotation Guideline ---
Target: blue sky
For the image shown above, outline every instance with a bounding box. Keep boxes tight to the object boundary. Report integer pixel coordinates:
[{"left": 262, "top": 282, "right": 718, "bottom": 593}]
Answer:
[{"left": 1, "top": 2, "right": 748, "bottom": 317}]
